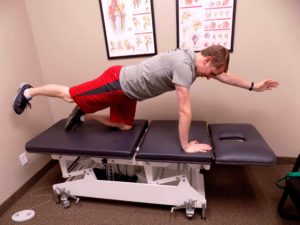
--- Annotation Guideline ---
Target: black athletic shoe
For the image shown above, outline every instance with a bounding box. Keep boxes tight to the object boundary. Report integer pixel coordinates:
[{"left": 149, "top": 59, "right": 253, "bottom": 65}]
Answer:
[
  {"left": 65, "top": 106, "right": 85, "bottom": 131},
  {"left": 13, "top": 83, "right": 33, "bottom": 115}
]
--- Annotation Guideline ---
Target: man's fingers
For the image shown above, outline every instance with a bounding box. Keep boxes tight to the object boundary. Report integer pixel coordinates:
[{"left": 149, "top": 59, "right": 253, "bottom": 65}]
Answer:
[{"left": 185, "top": 142, "right": 213, "bottom": 153}]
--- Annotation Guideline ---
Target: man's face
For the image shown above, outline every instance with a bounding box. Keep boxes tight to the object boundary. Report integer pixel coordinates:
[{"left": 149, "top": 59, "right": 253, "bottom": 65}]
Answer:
[{"left": 196, "top": 56, "right": 225, "bottom": 79}]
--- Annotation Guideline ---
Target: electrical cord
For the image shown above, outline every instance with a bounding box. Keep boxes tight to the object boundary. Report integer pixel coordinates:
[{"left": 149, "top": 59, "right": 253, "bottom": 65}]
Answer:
[{"left": 28, "top": 185, "right": 53, "bottom": 210}]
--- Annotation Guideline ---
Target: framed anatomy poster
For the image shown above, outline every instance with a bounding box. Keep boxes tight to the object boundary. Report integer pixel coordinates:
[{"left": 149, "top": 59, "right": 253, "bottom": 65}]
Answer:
[
  {"left": 176, "top": 0, "right": 236, "bottom": 52},
  {"left": 99, "top": 0, "right": 157, "bottom": 59}
]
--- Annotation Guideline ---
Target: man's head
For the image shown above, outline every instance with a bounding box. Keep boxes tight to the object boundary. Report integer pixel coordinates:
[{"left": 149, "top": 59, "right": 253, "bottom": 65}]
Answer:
[{"left": 195, "top": 45, "right": 230, "bottom": 79}]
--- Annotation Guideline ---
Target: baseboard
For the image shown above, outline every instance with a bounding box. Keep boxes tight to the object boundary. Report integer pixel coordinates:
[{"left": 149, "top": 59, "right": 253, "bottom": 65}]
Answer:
[
  {"left": 277, "top": 157, "right": 298, "bottom": 165},
  {"left": 0, "top": 160, "right": 56, "bottom": 216}
]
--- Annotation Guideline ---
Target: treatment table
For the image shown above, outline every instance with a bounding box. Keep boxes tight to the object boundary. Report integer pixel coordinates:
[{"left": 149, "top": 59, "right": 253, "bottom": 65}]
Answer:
[{"left": 26, "top": 119, "right": 276, "bottom": 220}]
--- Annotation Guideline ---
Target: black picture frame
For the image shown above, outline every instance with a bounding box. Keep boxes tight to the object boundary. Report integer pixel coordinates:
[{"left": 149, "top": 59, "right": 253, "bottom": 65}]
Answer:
[
  {"left": 176, "top": 0, "right": 236, "bottom": 52},
  {"left": 99, "top": 0, "right": 157, "bottom": 59}
]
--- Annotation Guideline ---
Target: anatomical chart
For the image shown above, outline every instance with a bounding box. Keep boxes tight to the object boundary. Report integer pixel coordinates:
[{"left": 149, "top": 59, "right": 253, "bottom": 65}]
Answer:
[
  {"left": 100, "top": 0, "right": 157, "bottom": 58},
  {"left": 177, "top": 0, "right": 236, "bottom": 51}
]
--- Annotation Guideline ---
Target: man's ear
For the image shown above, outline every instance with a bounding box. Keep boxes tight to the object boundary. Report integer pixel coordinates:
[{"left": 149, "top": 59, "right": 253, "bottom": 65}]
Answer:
[{"left": 204, "top": 56, "right": 212, "bottom": 64}]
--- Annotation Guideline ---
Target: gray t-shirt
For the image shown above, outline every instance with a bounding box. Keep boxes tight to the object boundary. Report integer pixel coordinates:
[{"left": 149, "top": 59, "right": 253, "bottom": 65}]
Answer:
[{"left": 119, "top": 49, "right": 196, "bottom": 101}]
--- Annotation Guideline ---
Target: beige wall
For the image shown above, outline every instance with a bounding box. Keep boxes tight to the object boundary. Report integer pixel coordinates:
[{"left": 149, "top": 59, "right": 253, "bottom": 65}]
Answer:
[
  {"left": 1, "top": 0, "right": 300, "bottom": 205},
  {"left": 0, "top": 1, "right": 53, "bottom": 206}
]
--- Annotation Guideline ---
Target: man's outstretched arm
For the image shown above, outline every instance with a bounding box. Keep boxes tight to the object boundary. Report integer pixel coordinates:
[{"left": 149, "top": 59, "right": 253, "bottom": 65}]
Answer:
[
  {"left": 175, "top": 85, "right": 212, "bottom": 153},
  {"left": 214, "top": 72, "right": 279, "bottom": 91}
]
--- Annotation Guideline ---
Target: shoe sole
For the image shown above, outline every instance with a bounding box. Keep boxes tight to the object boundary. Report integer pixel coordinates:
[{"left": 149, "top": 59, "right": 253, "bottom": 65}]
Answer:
[
  {"left": 65, "top": 106, "right": 81, "bottom": 131},
  {"left": 12, "top": 83, "right": 29, "bottom": 114}
]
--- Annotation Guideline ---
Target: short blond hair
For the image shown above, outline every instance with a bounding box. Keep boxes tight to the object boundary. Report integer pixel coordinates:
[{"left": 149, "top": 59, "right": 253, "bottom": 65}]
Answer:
[{"left": 200, "top": 45, "right": 230, "bottom": 72}]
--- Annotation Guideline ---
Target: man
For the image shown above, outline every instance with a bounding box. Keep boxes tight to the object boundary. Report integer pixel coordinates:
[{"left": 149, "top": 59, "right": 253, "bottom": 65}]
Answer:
[{"left": 13, "top": 45, "right": 279, "bottom": 153}]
